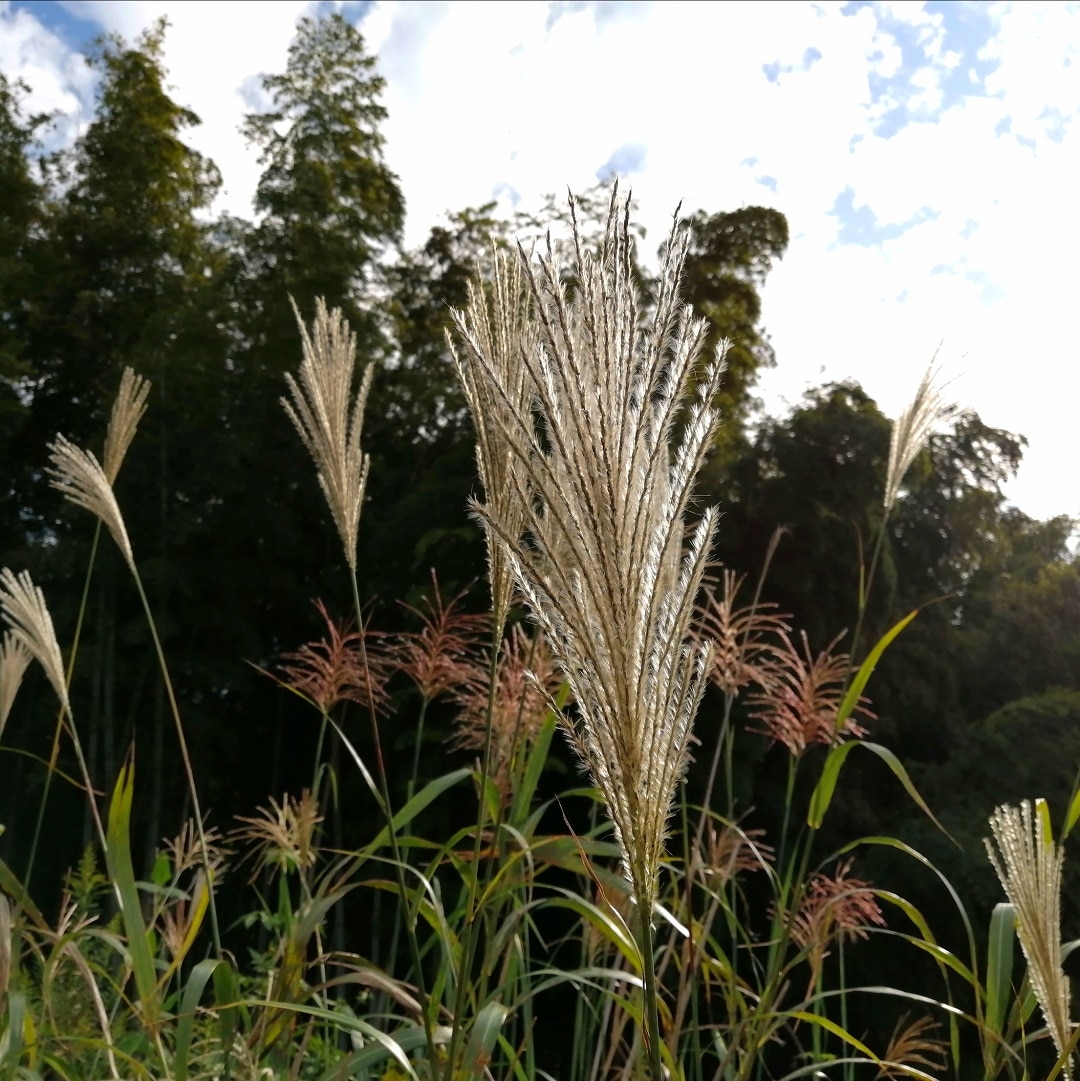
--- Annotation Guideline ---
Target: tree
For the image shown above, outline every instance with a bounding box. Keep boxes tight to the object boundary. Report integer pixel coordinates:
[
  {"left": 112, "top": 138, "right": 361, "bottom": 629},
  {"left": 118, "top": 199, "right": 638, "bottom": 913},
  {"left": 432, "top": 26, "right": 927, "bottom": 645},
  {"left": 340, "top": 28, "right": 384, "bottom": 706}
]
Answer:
[
  {"left": 0, "top": 73, "right": 46, "bottom": 408},
  {"left": 237, "top": 11, "right": 404, "bottom": 347},
  {"left": 679, "top": 206, "right": 789, "bottom": 448},
  {"left": 4, "top": 19, "right": 229, "bottom": 870}
]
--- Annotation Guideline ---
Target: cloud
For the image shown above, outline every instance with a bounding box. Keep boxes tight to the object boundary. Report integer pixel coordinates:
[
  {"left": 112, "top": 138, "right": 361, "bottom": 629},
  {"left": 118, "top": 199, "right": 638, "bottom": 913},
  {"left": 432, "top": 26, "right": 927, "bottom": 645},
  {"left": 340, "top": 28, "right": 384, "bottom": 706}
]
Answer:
[{"left": 2, "top": 0, "right": 1078, "bottom": 519}]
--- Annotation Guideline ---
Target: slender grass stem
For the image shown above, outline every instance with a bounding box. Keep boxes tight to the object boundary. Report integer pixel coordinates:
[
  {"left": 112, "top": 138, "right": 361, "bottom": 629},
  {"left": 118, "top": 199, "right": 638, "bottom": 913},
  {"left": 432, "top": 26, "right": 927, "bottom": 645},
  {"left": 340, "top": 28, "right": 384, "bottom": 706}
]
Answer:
[
  {"left": 347, "top": 572, "right": 439, "bottom": 1071},
  {"left": 128, "top": 563, "right": 222, "bottom": 958},
  {"left": 445, "top": 624, "right": 503, "bottom": 1081},
  {"left": 25, "top": 524, "right": 102, "bottom": 888},
  {"left": 637, "top": 892, "right": 664, "bottom": 1081}
]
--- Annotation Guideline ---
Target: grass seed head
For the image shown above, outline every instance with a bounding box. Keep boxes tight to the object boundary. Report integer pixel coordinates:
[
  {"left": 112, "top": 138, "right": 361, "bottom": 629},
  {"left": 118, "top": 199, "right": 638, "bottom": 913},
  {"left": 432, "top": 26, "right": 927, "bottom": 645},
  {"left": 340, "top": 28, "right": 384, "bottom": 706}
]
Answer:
[
  {"left": 0, "top": 630, "right": 33, "bottom": 739},
  {"left": 284, "top": 298, "right": 373, "bottom": 573},
  {"left": 0, "top": 569, "right": 70, "bottom": 717},
  {"left": 986, "top": 800, "right": 1073, "bottom": 1079},
  {"left": 47, "top": 436, "right": 135, "bottom": 571},
  {"left": 453, "top": 188, "right": 726, "bottom": 908},
  {"left": 103, "top": 366, "right": 152, "bottom": 484}
]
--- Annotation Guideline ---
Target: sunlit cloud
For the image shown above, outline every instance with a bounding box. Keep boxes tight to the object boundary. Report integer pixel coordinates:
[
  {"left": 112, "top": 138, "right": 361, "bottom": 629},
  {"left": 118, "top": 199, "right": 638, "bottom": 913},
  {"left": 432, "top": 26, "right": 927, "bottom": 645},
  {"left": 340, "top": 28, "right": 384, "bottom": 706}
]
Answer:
[{"left": 2, "top": 0, "right": 1078, "bottom": 520}]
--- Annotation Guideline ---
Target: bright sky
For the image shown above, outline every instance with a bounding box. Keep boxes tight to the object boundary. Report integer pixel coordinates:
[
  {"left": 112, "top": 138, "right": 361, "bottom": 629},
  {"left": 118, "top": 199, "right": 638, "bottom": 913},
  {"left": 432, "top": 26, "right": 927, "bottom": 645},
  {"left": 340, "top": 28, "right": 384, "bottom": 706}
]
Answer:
[{"left": 2, "top": 0, "right": 1078, "bottom": 523}]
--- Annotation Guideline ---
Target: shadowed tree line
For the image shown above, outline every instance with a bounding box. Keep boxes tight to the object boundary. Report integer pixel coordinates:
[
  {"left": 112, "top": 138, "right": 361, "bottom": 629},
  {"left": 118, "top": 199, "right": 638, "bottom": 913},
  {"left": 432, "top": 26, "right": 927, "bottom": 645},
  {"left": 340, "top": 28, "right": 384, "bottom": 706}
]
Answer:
[{"left": 1, "top": 12, "right": 1078, "bottom": 1028}]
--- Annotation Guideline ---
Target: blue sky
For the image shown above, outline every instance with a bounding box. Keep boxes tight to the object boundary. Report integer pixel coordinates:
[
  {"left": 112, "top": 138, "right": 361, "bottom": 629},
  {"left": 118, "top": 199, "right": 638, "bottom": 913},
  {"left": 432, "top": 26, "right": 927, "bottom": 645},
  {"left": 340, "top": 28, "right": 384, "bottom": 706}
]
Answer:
[{"left": 2, "top": 0, "right": 1079, "bottom": 522}]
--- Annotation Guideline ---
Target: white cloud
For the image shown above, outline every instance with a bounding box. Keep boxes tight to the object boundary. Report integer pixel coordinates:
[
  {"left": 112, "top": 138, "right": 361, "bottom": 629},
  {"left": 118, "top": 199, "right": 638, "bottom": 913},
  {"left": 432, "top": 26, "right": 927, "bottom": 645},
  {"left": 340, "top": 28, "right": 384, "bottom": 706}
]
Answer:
[{"left": 2, "top": 0, "right": 1078, "bottom": 520}]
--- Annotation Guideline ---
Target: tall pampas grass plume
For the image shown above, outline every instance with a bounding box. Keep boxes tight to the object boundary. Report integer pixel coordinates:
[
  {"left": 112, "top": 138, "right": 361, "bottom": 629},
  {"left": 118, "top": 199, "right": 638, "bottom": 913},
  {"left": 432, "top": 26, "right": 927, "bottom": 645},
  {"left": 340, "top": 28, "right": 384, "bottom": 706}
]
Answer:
[
  {"left": 283, "top": 298, "right": 373, "bottom": 574},
  {"left": 451, "top": 191, "right": 726, "bottom": 914},
  {"left": 986, "top": 800, "right": 1074, "bottom": 1079}
]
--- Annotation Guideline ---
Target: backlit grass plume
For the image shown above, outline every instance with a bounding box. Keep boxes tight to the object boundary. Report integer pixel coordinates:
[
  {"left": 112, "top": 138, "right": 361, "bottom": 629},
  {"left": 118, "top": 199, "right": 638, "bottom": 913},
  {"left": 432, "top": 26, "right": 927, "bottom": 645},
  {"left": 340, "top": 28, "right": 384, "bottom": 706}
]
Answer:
[
  {"left": 0, "top": 630, "right": 33, "bottom": 739},
  {"left": 0, "top": 569, "right": 70, "bottom": 718},
  {"left": 986, "top": 800, "right": 1074, "bottom": 1079},
  {"left": 883, "top": 359, "right": 952, "bottom": 513},
  {"left": 452, "top": 194, "right": 726, "bottom": 913},
  {"left": 46, "top": 365, "right": 150, "bottom": 572},
  {"left": 283, "top": 298, "right": 373, "bottom": 573},
  {"left": 449, "top": 246, "right": 537, "bottom": 632}
]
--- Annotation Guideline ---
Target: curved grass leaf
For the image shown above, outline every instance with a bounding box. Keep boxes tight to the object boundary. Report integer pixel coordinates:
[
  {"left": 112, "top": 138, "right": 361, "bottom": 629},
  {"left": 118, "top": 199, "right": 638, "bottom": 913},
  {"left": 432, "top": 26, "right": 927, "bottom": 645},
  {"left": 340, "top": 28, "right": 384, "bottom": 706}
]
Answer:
[
  {"left": 104, "top": 747, "right": 160, "bottom": 1027},
  {"left": 174, "top": 957, "right": 223, "bottom": 1081},
  {"left": 834, "top": 608, "right": 919, "bottom": 733},
  {"left": 984, "top": 903, "right": 1016, "bottom": 1049},
  {"left": 462, "top": 1000, "right": 509, "bottom": 1079},
  {"left": 807, "top": 741, "right": 949, "bottom": 839}
]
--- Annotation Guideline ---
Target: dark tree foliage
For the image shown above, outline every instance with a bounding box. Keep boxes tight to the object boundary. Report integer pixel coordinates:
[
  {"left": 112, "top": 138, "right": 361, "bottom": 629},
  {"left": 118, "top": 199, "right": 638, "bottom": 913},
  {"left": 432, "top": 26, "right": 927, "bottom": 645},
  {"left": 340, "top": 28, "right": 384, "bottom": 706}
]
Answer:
[
  {"left": 2, "top": 19, "right": 229, "bottom": 877},
  {"left": 679, "top": 206, "right": 789, "bottom": 451},
  {"left": 0, "top": 74, "right": 45, "bottom": 404}
]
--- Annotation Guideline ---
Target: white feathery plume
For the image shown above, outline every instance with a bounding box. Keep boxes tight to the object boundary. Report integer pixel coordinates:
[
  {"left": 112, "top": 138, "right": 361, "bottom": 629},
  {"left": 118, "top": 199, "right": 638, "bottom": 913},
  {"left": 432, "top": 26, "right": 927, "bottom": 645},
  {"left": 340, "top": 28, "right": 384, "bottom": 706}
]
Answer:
[
  {"left": 883, "top": 359, "right": 953, "bottom": 513},
  {"left": 449, "top": 246, "right": 537, "bottom": 631},
  {"left": 103, "top": 367, "right": 152, "bottom": 485},
  {"left": 283, "top": 298, "right": 373, "bottom": 573},
  {"left": 0, "top": 569, "right": 71, "bottom": 717},
  {"left": 0, "top": 630, "right": 33, "bottom": 738},
  {"left": 986, "top": 800, "right": 1074, "bottom": 1079},
  {"left": 48, "top": 436, "right": 135, "bottom": 571},
  {"left": 452, "top": 193, "right": 726, "bottom": 909}
]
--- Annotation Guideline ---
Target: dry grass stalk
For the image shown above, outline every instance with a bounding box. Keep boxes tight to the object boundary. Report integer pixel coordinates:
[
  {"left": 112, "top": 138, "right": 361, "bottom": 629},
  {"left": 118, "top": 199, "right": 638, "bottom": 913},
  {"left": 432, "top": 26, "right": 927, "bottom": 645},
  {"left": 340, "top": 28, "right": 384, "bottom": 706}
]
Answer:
[
  {"left": 103, "top": 366, "right": 152, "bottom": 484},
  {"left": 283, "top": 298, "right": 373, "bottom": 573},
  {"left": 451, "top": 192, "right": 726, "bottom": 909},
  {"left": 986, "top": 801, "right": 1074, "bottom": 1079},
  {"left": 883, "top": 360, "right": 953, "bottom": 513},
  {"left": 0, "top": 568, "right": 70, "bottom": 717},
  {"left": 0, "top": 629, "right": 33, "bottom": 738},
  {"left": 748, "top": 630, "right": 874, "bottom": 757},
  {"left": 47, "top": 436, "right": 135, "bottom": 571},
  {"left": 448, "top": 246, "right": 537, "bottom": 631}
]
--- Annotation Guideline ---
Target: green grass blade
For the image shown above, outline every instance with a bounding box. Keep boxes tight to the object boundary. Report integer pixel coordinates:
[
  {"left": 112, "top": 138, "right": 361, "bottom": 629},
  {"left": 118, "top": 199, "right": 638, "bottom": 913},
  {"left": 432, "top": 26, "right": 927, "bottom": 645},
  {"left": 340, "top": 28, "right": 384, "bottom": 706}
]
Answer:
[
  {"left": 364, "top": 767, "right": 473, "bottom": 854},
  {"left": 104, "top": 747, "right": 161, "bottom": 1027},
  {"left": 174, "top": 958, "right": 223, "bottom": 1081},
  {"left": 808, "top": 741, "right": 949, "bottom": 837},
  {"left": 835, "top": 608, "right": 919, "bottom": 732},
  {"left": 985, "top": 903, "right": 1016, "bottom": 1045},
  {"left": 461, "top": 1000, "right": 509, "bottom": 1079}
]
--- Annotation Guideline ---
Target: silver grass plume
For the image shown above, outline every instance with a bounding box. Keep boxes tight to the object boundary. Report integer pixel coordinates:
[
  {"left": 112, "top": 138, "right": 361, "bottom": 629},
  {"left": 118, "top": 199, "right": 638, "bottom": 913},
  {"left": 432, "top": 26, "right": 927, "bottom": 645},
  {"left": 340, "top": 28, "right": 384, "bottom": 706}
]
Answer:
[
  {"left": 103, "top": 367, "right": 151, "bottom": 484},
  {"left": 883, "top": 359, "right": 953, "bottom": 513},
  {"left": 283, "top": 298, "right": 373, "bottom": 574},
  {"left": 986, "top": 800, "right": 1073, "bottom": 1078},
  {"left": 452, "top": 194, "right": 726, "bottom": 910},
  {"left": 449, "top": 246, "right": 537, "bottom": 631},
  {"left": 47, "top": 366, "right": 150, "bottom": 572},
  {"left": 0, "top": 569, "right": 70, "bottom": 717},
  {"left": 0, "top": 631, "right": 33, "bottom": 738},
  {"left": 48, "top": 437, "right": 135, "bottom": 571}
]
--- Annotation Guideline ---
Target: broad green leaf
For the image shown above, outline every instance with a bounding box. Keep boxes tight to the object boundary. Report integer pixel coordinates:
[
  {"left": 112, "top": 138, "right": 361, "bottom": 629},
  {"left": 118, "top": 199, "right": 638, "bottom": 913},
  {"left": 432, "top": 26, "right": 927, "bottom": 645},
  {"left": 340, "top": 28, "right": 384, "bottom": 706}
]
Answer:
[
  {"left": 174, "top": 958, "right": 223, "bottom": 1081},
  {"left": 787, "top": 1012, "right": 878, "bottom": 1061},
  {"left": 361, "top": 764, "right": 471, "bottom": 854}
]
